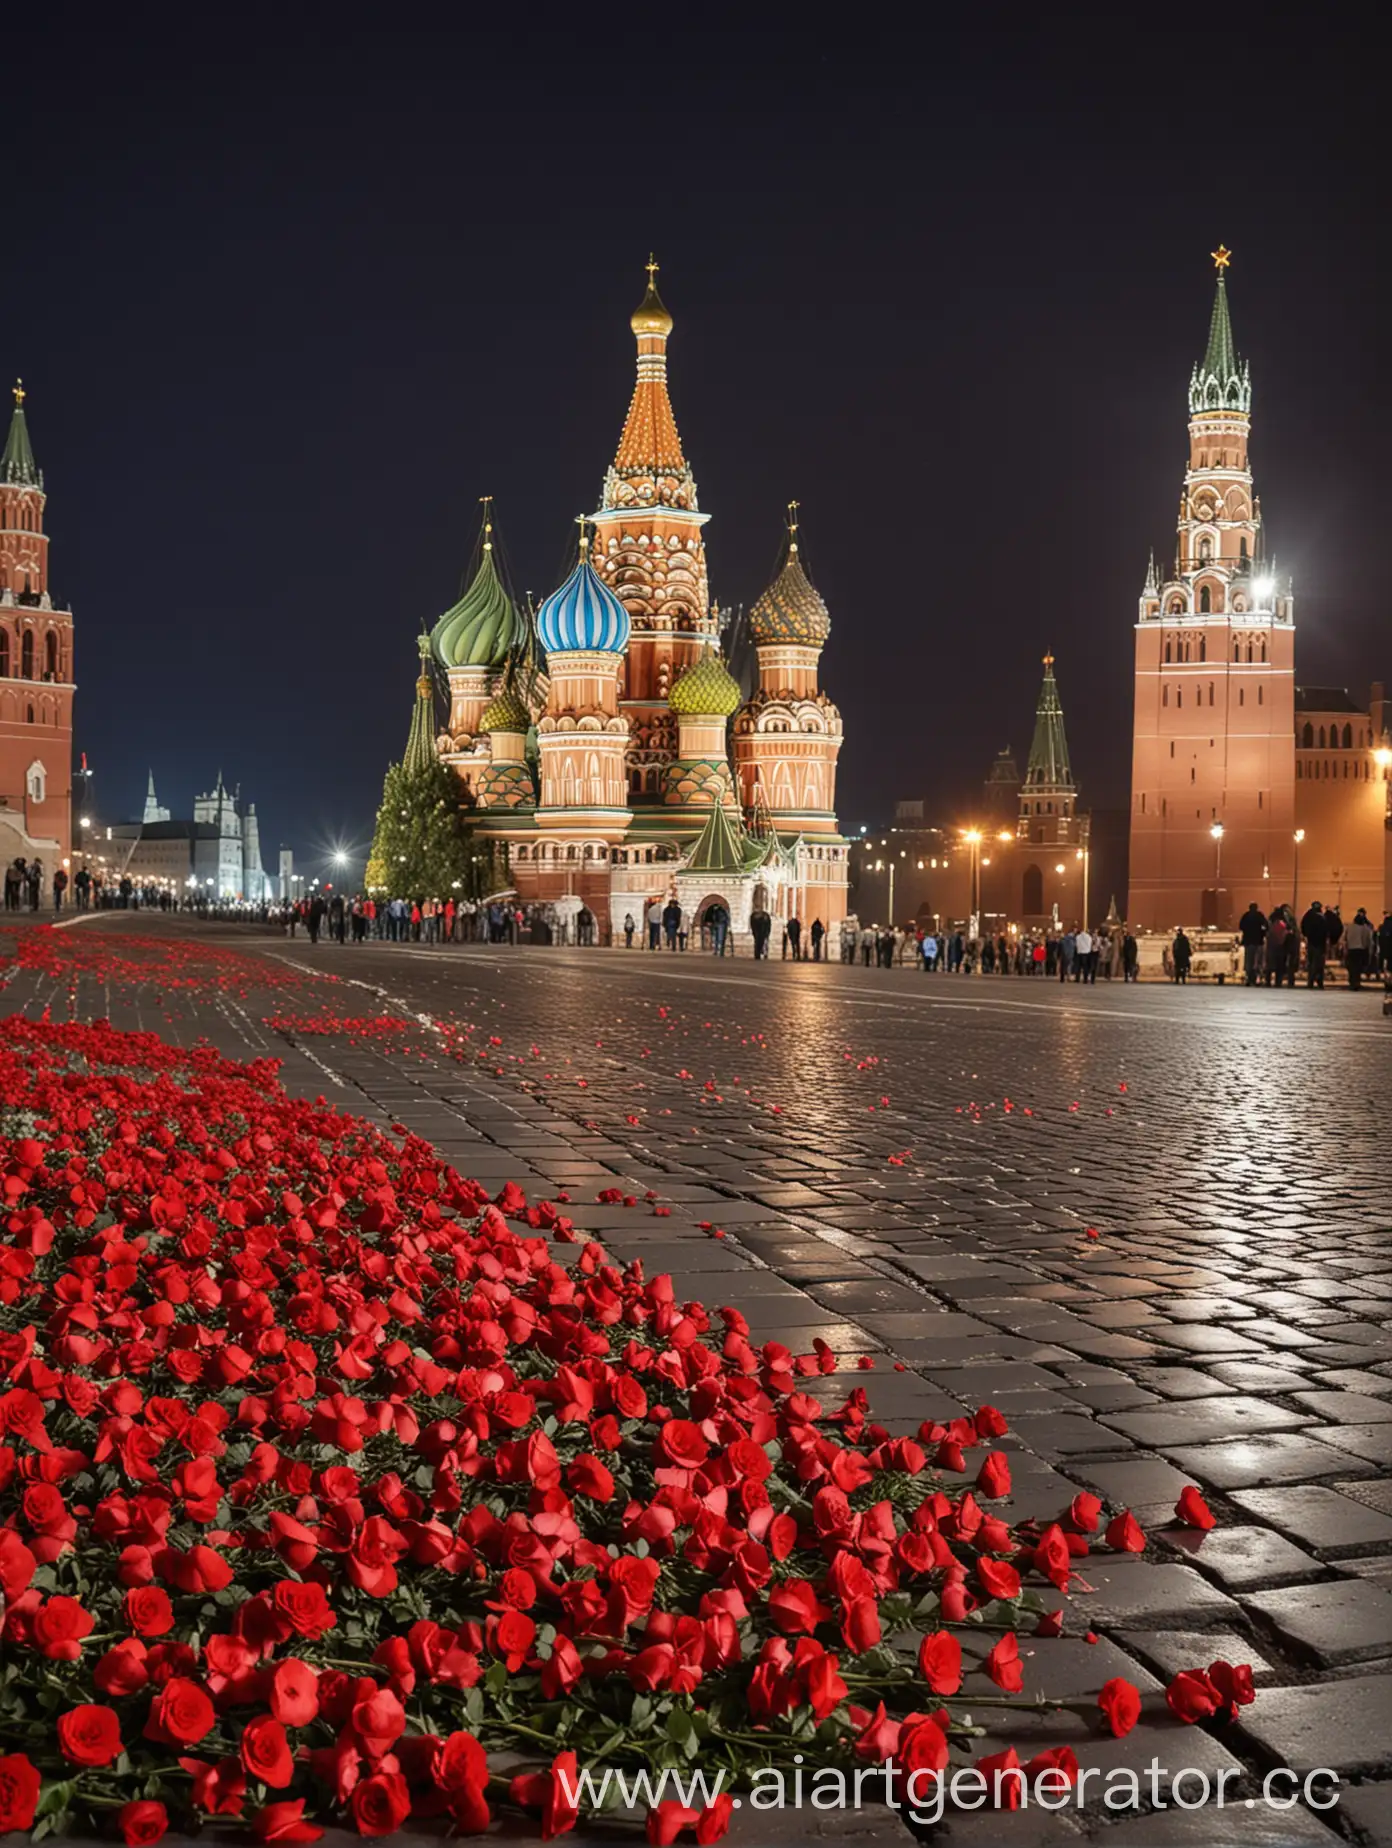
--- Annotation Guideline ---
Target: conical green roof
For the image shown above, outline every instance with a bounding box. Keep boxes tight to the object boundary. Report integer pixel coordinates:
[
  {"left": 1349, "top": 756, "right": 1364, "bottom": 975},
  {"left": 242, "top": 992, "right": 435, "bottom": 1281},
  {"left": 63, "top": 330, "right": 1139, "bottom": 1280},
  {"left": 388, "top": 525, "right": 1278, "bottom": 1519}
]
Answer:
[
  {"left": 480, "top": 684, "right": 531, "bottom": 733},
  {"left": 2, "top": 387, "right": 40, "bottom": 488},
  {"left": 1023, "top": 655, "right": 1074, "bottom": 793},
  {"left": 403, "top": 634, "right": 438, "bottom": 777},
  {"left": 669, "top": 647, "right": 741, "bottom": 717},
  {"left": 431, "top": 533, "right": 526, "bottom": 671},
  {"left": 1188, "top": 264, "right": 1250, "bottom": 415},
  {"left": 685, "top": 800, "right": 760, "bottom": 874}
]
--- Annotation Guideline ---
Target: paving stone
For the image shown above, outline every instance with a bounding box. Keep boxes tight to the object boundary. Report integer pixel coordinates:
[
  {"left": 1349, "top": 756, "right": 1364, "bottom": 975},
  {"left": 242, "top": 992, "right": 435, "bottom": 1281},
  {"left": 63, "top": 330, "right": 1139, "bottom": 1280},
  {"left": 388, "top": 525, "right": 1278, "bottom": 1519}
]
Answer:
[
  {"left": 1064, "top": 1456, "right": 1204, "bottom": 1513},
  {"left": 1160, "top": 1433, "right": 1362, "bottom": 1489},
  {"left": 1158, "top": 1525, "right": 1325, "bottom": 1589},
  {"left": 1335, "top": 1781, "right": 1392, "bottom": 1848},
  {"left": 1234, "top": 1673, "right": 1392, "bottom": 1775},
  {"left": 1242, "top": 1579, "right": 1392, "bottom": 1666},
  {"left": 1230, "top": 1485, "right": 1392, "bottom": 1554},
  {"left": 1312, "top": 1424, "right": 1392, "bottom": 1466},
  {"left": 1293, "top": 1391, "right": 1392, "bottom": 1423},
  {"left": 1113, "top": 1627, "right": 1277, "bottom": 1683},
  {"left": 1091, "top": 1804, "right": 1341, "bottom": 1844},
  {"left": 1101, "top": 1398, "right": 1315, "bottom": 1447},
  {"left": 1135, "top": 1368, "right": 1233, "bottom": 1399},
  {"left": 1070, "top": 1559, "right": 1240, "bottom": 1627}
]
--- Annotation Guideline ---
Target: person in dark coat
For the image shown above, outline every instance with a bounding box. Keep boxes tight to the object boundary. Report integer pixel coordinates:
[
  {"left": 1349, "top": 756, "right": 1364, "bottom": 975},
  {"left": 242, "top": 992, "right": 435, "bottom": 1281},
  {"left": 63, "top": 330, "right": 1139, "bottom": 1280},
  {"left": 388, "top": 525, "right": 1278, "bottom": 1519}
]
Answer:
[
  {"left": 1238, "top": 903, "right": 1267, "bottom": 985},
  {"left": 1300, "top": 901, "right": 1327, "bottom": 988},
  {"left": 750, "top": 907, "right": 772, "bottom": 959},
  {"left": 786, "top": 915, "right": 802, "bottom": 960},
  {"left": 810, "top": 918, "right": 824, "bottom": 961},
  {"left": 1172, "top": 928, "right": 1192, "bottom": 983}
]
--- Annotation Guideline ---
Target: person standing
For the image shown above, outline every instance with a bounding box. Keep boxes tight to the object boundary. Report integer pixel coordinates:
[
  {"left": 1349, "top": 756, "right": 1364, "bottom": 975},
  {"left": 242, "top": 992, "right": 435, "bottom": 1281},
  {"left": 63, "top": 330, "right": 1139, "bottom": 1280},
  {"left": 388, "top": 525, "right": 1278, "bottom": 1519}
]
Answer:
[
  {"left": 1344, "top": 908, "right": 1374, "bottom": 990},
  {"left": 1379, "top": 912, "right": 1392, "bottom": 978},
  {"left": 1238, "top": 903, "right": 1267, "bottom": 985},
  {"left": 663, "top": 899, "right": 681, "bottom": 951},
  {"left": 750, "top": 906, "right": 772, "bottom": 959},
  {"left": 1172, "top": 927, "right": 1192, "bottom": 983},
  {"left": 27, "top": 859, "right": 43, "bottom": 911},
  {"left": 810, "top": 918, "right": 824, "bottom": 962},
  {"left": 920, "top": 930, "right": 938, "bottom": 972},
  {"left": 1059, "top": 928, "right": 1076, "bottom": 982},
  {"left": 307, "top": 893, "right": 326, "bottom": 944},
  {"left": 1122, "top": 930, "right": 1139, "bottom": 982},
  {"left": 52, "top": 866, "right": 68, "bottom": 912},
  {"left": 1301, "top": 901, "right": 1327, "bottom": 988},
  {"left": 623, "top": 912, "right": 636, "bottom": 949},
  {"left": 1073, "top": 925, "right": 1092, "bottom": 981},
  {"left": 646, "top": 898, "right": 662, "bottom": 950},
  {"left": 786, "top": 915, "right": 802, "bottom": 961},
  {"left": 1264, "top": 909, "right": 1289, "bottom": 986},
  {"left": 707, "top": 903, "right": 729, "bottom": 956}
]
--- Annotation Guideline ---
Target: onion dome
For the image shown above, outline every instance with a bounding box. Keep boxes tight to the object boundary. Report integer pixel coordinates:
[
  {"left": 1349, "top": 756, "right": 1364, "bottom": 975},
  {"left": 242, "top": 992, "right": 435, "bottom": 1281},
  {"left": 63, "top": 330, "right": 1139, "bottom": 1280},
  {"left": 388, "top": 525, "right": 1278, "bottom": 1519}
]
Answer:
[
  {"left": 668, "top": 647, "right": 740, "bottom": 717},
  {"left": 750, "top": 504, "right": 831, "bottom": 647},
  {"left": 536, "top": 534, "right": 630, "bottom": 655},
  {"left": 431, "top": 503, "right": 526, "bottom": 671},
  {"left": 480, "top": 684, "right": 531, "bottom": 733},
  {"left": 631, "top": 256, "right": 674, "bottom": 337}
]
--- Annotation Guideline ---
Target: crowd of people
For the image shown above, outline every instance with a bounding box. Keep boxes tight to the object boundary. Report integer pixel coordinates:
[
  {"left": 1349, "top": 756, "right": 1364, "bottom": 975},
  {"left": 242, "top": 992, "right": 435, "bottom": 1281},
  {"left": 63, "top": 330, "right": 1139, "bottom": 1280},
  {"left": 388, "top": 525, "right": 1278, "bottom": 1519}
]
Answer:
[
  {"left": 1220, "top": 900, "right": 1392, "bottom": 990},
  {"left": 838, "top": 918, "right": 1140, "bottom": 979}
]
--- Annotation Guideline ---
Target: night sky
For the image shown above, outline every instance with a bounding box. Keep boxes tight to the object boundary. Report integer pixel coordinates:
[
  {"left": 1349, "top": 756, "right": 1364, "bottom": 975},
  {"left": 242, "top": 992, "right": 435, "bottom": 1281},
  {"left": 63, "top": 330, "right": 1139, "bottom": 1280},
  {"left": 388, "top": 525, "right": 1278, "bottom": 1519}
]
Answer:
[{"left": 6, "top": 16, "right": 1387, "bottom": 875}]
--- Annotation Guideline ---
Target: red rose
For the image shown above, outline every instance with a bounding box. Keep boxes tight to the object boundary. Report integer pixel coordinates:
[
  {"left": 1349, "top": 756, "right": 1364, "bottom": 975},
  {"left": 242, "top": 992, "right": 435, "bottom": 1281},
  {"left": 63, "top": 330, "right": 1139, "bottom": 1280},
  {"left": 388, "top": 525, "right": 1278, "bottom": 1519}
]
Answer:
[
  {"left": 33, "top": 1595, "right": 95, "bottom": 1660},
  {"left": 272, "top": 1581, "right": 336, "bottom": 1640},
  {"left": 984, "top": 1633, "right": 1024, "bottom": 1692},
  {"left": 350, "top": 1686, "right": 406, "bottom": 1760},
  {"left": 125, "top": 1586, "right": 175, "bottom": 1637},
  {"left": 612, "top": 1377, "right": 648, "bottom": 1421},
  {"left": 896, "top": 1714, "right": 949, "bottom": 1778},
  {"left": 975, "top": 1558, "right": 1021, "bottom": 1601},
  {"left": 840, "top": 1596, "right": 881, "bottom": 1654},
  {"left": 95, "top": 1639, "right": 150, "bottom": 1697},
  {"left": 768, "top": 1578, "right": 831, "bottom": 1635},
  {"left": 1105, "top": 1510, "right": 1146, "bottom": 1553},
  {"left": 1067, "top": 1492, "right": 1101, "bottom": 1532},
  {"left": 976, "top": 1451, "right": 1012, "bottom": 1498},
  {"left": 145, "top": 1677, "right": 215, "bottom": 1747},
  {"left": 1166, "top": 1669, "right": 1222, "bottom": 1724},
  {"left": 253, "top": 1800, "right": 324, "bottom": 1843},
  {"left": 917, "top": 1631, "right": 962, "bottom": 1695},
  {"left": 977, "top": 1747, "right": 1025, "bottom": 1809},
  {"left": 269, "top": 1658, "right": 319, "bottom": 1729},
  {"left": 695, "top": 1793, "right": 734, "bottom": 1843},
  {"left": 119, "top": 1800, "right": 169, "bottom": 1847},
  {"left": 1098, "top": 1676, "right": 1142, "bottom": 1737},
  {"left": 510, "top": 1751, "right": 581, "bottom": 1841},
  {"left": 0, "top": 1754, "right": 41, "bottom": 1832},
  {"left": 1175, "top": 1486, "right": 1216, "bottom": 1530},
  {"left": 540, "top": 1634, "right": 584, "bottom": 1700},
  {"left": 350, "top": 1773, "right": 412, "bottom": 1838},
  {"left": 655, "top": 1419, "right": 709, "bottom": 1469},
  {"left": 1032, "top": 1523, "right": 1073, "bottom": 1589},
  {"left": 1207, "top": 1658, "right": 1255, "bottom": 1716},
  {"left": 58, "top": 1703, "right": 123, "bottom": 1768},
  {"left": 974, "top": 1404, "right": 1009, "bottom": 1438},
  {"left": 486, "top": 1609, "right": 536, "bottom": 1671},
  {"left": 497, "top": 1568, "right": 538, "bottom": 1610},
  {"left": 566, "top": 1455, "right": 614, "bottom": 1501},
  {"left": 0, "top": 1530, "right": 36, "bottom": 1600},
  {"left": 241, "top": 1715, "right": 294, "bottom": 1788}
]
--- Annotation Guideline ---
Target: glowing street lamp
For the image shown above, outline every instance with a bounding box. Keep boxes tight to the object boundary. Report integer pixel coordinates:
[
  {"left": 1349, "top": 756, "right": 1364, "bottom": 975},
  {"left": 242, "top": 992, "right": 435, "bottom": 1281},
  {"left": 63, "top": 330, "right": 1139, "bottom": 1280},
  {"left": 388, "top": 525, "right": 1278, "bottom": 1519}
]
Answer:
[
  {"left": 1293, "top": 828, "right": 1305, "bottom": 914},
  {"left": 962, "top": 829, "right": 983, "bottom": 934},
  {"left": 1210, "top": 823, "right": 1225, "bottom": 907}
]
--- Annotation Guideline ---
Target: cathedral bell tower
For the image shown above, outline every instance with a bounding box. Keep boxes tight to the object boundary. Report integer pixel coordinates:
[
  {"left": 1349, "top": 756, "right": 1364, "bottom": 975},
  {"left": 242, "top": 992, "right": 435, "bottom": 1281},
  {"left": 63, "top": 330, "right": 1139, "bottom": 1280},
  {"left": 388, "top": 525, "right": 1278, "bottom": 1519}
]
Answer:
[{"left": 1128, "top": 250, "right": 1296, "bottom": 931}]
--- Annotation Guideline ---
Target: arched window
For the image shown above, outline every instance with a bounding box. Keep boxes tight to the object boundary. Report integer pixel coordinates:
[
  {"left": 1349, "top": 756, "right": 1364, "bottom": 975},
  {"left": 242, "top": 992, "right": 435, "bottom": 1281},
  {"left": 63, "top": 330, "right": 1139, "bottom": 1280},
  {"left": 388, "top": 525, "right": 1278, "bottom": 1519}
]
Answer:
[
  {"left": 1022, "top": 864, "right": 1043, "bottom": 914},
  {"left": 0, "top": 632, "right": 8, "bottom": 678},
  {"left": 1162, "top": 685, "right": 1168, "bottom": 707},
  {"left": 1209, "top": 683, "right": 1215, "bottom": 705},
  {"left": 1318, "top": 726, "right": 1326, "bottom": 747},
  {"left": 1233, "top": 640, "right": 1240, "bottom": 662},
  {"left": 20, "top": 632, "right": 33, "bottom": 678},
  {"left": 1164, "top": 641, "right": 1172, "bottom": 663},
  {"left": 1200, "top": 636, "right": 1207, "bottom": 662},
  {"left": 1260, "top": 639, "right": 1267, "bottom": 663},
  {"left": 1199, "top": 537, "right": 1212, "bottom": 562},
  {"left": 44, "top": 631, "right": 57, "bottom": 679},
  {"left": 1199, "top": 585, "right": 1211, "bottom": 613},
  {"left": 25, "top": 704, "right": 34, "bottom": 724},
  {"left": 1302, "top": 723, "right": 1313, "bottom": 747},
  {"left": 1343, "top": 723, "right": 1353, "bottom": 748}
]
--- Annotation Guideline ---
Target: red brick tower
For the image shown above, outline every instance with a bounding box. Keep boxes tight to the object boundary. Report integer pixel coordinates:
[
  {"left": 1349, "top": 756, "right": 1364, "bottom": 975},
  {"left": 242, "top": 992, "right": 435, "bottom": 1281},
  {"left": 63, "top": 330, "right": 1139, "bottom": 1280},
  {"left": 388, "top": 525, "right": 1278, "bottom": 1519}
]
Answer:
[
  {"left": 590, "top": 258, "right": 714, "bottom": 805},
  {"left": 0, "top": 383, "right": 73, "bottom": 860},
  {"left": 1128, "top": 250, "right": 1295, "bottom": 930}
]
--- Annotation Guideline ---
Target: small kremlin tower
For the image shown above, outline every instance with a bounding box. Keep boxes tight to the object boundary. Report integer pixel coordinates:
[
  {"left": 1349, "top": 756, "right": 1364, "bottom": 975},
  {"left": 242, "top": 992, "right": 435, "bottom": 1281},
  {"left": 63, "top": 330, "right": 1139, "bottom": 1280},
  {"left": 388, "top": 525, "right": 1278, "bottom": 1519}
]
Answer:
[{"left": 0, "top": 382, "right": 74, "bottom": 860}]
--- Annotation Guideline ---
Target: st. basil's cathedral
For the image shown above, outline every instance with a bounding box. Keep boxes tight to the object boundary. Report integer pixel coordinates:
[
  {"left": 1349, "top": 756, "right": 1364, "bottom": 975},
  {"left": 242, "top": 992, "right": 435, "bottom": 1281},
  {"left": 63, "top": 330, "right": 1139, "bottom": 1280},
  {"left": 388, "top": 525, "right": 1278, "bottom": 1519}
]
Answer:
[{"left": 404, "top": 262, "right": 849, "bottom": 940}]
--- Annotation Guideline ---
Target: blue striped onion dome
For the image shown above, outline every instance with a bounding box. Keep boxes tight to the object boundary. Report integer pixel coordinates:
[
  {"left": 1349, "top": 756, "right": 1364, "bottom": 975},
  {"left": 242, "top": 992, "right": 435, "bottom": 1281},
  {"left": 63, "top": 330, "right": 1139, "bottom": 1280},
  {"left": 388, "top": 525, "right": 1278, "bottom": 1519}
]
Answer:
[{"left": 536, "top": 554, "right": 630, "bottom": 656}]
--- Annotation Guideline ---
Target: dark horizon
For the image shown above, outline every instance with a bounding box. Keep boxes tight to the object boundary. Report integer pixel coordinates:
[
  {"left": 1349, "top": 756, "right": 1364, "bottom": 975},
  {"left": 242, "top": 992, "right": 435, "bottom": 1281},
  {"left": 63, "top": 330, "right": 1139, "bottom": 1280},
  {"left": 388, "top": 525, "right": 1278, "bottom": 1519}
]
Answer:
[{"left": 5, "top": 14, "right": 1387, "bottom": 876}]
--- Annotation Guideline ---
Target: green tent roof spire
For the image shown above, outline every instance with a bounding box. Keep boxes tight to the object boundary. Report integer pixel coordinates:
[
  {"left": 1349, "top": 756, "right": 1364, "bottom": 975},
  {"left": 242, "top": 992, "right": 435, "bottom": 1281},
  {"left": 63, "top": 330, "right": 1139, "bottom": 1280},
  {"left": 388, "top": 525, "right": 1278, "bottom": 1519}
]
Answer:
[
  {"left": 1188, "top": 247, "right": 1251, "bottom": 415},
  {"left": 403, "top": 632, "right": 438, "bottom": 776},
  {"left": 2, "top": 381, "right": 41, "bottom": 488},
  {"left": 1023, "top": 653, "right": 1074, "bottom": 794},
  {"left": 685, "top": 799, "right": 760, "bottom": 875}
]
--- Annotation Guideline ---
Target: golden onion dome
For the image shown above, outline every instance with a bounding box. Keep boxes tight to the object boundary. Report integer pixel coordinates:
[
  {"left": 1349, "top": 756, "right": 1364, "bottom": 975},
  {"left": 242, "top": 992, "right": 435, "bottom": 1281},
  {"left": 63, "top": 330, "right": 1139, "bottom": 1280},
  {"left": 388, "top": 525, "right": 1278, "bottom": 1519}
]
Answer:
[
  {"left": 631, "top": 255, "right": 674, "bottom": 337},
  {"left": 668, "top": 648, "right": 741, "bottom": 718},
  {"left": 750, "top": 545, "right": 831, "bottom": 648},
  {"left": 480, "top": 685, "right": 531, "bottom": 733}
]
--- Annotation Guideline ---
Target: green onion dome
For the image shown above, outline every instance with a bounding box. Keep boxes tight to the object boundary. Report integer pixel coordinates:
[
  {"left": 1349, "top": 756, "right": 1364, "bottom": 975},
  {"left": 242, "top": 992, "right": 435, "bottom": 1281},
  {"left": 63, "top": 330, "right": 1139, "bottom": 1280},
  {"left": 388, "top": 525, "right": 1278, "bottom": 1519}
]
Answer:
[
  {"left": 750, "top": 544, "right": 831, "bottom": 648},
  {"left": 668, "top": 648, "right": 741, "bottom": 717},
  {"left": 480, "top": 685, "right": 531, "bottom": 733},
  {"left": 431, "top": 542, "right": 526, "bottom": 671}
]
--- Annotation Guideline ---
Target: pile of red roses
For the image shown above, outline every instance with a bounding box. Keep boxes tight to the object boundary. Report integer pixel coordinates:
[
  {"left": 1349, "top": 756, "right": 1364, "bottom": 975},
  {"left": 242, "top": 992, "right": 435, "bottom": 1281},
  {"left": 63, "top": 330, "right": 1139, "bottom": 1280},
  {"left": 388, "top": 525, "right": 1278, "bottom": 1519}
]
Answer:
[
  {"left": 0, "top": 928, "right": 312, "bottom": 998},
  {"left": 0, "top": 1009, "right": 1250, "bottom": 1844}
]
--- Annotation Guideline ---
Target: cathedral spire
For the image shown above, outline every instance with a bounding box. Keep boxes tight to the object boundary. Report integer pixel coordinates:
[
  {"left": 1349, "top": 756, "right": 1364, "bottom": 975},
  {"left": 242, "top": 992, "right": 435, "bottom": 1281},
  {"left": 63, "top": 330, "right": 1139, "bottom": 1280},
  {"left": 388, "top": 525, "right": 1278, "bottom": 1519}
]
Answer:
[
  {"left": 604, "top": 256, "right": 694, "bottom": 509},
  {"left": 1189, "top": 246, "right": 1251, "bottom": 415},
  {"left": 1023, "top": 653, "right": 1075, "bottom": 795},
  {"left": 403, "top": 633, "right": 438, "bottom": 776},
  {"left": 1142, "top": 549, "right": 1158, "bottom": 595},
  {"left": 2, "top": 381, "right": 41, "bottom": 488}
]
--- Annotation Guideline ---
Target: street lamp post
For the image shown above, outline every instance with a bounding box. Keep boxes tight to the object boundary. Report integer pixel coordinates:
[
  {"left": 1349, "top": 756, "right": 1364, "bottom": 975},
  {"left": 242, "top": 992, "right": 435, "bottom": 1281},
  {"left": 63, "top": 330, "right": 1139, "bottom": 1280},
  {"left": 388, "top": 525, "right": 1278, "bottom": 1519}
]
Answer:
[
  {"left": 1075, "top": 845, "right": 1090, "bottom": 928},
  {"left": 1293, "top": 828, "right": 1305, "bottom": 916},
  {"left": 963, "top": 830, "right": 982, "bottom": 935},
  {"left": 1210, "top": 823, "right": 1225, "bottom": 925}
]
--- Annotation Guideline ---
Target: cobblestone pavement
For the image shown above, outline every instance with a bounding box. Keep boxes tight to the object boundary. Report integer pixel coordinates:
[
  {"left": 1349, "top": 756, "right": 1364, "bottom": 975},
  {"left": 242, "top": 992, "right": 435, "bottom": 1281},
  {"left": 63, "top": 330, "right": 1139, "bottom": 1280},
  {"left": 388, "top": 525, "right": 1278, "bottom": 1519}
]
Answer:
[{"left": 5, "top": 916, "right": 1392, "bottom": 1848}]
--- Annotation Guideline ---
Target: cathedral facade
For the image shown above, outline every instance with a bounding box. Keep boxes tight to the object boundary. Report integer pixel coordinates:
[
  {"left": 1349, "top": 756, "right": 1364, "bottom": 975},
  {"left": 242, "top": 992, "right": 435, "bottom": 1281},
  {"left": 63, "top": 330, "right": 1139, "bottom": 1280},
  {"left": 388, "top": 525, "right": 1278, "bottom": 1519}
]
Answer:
[
  {"left": 1129, "top": 252, "right": 1389, "bottom": 931},
  {"left": 417, "top": 266, "right": 849, "bottom": 940},
  {"left": 0, "top": 385, "right": 73, "bottom": 868}
]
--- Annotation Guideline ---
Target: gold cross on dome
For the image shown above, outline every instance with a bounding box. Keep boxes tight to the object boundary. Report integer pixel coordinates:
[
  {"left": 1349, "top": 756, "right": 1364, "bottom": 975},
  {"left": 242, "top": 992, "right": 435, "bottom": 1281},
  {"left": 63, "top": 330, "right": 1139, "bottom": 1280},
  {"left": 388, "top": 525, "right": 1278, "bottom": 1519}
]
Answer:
[
  {"left": 1043, "top": 652, "right": 1055, "bottom": 668},
  {"left": 646, "top": 253, "right": 659, "bottom": 286},
  {"left": 1212, "top": 244, "right": 1232, "bottom": 272},
  {"left": 12, "top": 379, "right": 24, "bottom": 406},
  {"left": 575, "top": 512, "right": 591, "bottom": 552}
]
